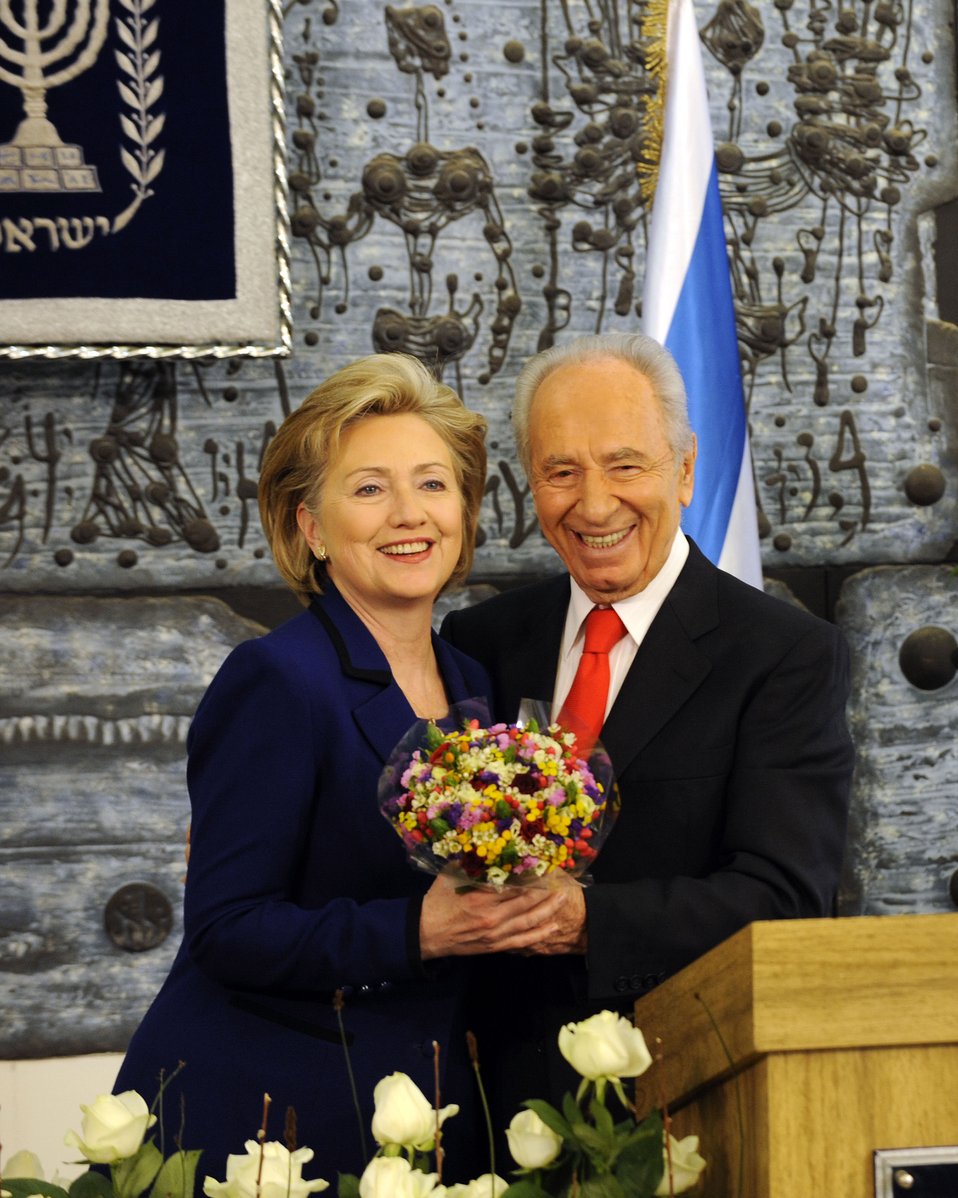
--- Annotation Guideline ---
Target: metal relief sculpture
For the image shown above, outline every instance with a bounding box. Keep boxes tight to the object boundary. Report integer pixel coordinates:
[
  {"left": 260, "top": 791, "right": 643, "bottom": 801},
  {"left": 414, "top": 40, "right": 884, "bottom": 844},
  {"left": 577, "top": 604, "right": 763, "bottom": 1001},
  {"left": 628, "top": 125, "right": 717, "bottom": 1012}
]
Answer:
[
  {"left": 0, "top": 0, "right": 952, "bottom": 577},
  {"left": 289, "top": 3, "right": 519, "bottom": 391}
]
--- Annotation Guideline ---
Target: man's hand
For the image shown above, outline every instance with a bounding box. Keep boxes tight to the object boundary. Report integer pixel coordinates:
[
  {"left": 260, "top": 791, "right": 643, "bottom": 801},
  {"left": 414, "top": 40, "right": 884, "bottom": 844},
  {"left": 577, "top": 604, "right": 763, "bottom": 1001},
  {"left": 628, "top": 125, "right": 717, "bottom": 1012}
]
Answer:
[{"left": 420, "top": 872, "right": 587, "bottom": 959}]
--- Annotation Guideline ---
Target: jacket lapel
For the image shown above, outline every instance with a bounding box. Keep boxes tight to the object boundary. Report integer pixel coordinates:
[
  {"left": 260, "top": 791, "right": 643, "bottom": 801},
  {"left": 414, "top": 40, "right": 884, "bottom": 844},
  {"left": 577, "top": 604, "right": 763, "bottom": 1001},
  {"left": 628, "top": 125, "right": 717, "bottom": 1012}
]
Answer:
[
  {"left": 491, "top": 575, "right": 570, "bottom": 720},
  {"left": 308, "top": 587, "right": 416, "bottom": 765},
  {"left": 600, "top": 542, "right": 719, "bottom": 776}
]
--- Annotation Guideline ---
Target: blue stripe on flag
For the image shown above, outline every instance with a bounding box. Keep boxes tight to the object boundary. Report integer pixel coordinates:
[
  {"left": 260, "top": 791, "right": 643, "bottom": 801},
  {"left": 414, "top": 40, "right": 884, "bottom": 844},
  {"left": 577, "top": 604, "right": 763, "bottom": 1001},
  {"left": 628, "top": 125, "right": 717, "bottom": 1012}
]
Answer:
[{"left": 665, "top": 162, "right": 747, "bottom": 566}]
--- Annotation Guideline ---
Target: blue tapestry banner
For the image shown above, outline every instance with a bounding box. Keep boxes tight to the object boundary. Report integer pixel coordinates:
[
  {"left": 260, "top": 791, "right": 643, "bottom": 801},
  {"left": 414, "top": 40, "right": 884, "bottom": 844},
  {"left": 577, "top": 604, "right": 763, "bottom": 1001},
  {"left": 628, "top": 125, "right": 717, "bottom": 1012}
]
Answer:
[{"left": 0, "top": 0, "right": 287, "bottom": 355}]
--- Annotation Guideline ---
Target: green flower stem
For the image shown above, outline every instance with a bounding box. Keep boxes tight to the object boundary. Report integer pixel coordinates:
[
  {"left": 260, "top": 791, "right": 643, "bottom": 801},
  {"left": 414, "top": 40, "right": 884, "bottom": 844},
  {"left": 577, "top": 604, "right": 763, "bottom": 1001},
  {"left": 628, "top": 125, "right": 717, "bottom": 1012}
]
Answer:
[
  {"left": 334, "top": 991, "right": 369, "bottom": 1165},
  {"left": 466, "top": 1031, "right": 495, "bottom": 1180}
]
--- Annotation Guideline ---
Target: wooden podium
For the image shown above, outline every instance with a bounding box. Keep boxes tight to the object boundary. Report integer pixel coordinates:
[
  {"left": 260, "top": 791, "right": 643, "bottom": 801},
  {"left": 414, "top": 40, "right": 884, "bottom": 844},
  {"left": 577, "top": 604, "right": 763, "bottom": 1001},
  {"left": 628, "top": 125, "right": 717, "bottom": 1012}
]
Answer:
[{"left": 631, "top": 913, "right": 958, "bottom": 1197}]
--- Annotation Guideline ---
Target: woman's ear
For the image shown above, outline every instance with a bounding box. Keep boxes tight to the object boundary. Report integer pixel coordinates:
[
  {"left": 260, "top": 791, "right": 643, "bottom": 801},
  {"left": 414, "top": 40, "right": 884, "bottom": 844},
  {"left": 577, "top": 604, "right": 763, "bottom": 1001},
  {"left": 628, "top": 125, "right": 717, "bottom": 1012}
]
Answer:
[{"left": 296, "top": 503, "right": 326, "bottom": 561}]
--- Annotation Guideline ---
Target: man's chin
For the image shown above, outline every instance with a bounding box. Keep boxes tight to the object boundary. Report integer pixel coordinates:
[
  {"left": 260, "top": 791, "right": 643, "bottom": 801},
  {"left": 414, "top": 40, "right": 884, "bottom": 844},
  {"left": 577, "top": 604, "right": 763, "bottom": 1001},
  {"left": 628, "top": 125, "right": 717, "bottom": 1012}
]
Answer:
[{"left": 569, "top": 567, "right": 649, "bottom": 604}]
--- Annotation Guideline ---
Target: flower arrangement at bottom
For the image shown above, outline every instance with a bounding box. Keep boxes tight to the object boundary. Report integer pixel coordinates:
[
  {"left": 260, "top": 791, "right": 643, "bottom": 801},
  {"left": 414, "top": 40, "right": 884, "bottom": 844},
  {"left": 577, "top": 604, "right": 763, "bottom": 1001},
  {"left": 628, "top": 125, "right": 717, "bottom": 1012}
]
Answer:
[
  {"left": 1, "top": 1012, "right": 703, "bottom": 1198},
  {"left": 379, "top": 716, "right": 618, "bottom": 890}
]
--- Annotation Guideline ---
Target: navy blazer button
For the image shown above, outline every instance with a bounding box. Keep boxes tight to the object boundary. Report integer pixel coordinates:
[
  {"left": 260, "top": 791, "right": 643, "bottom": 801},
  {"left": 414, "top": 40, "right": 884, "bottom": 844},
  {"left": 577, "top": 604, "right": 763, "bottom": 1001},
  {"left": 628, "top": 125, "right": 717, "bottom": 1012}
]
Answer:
[
  {"left": 628, "top": 974, "right": 642, "bottom": 990},
  {"left": 614, "top": 976, "right": 629, "bottom": 993}
]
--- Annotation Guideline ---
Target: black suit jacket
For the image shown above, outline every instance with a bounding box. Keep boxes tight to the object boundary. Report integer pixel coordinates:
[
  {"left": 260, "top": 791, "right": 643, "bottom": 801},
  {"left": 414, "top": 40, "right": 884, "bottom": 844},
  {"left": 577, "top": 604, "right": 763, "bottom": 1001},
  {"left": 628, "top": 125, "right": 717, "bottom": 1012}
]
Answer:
[{"left": 441, "top": 541, "right": 854, "bottom": 1004}]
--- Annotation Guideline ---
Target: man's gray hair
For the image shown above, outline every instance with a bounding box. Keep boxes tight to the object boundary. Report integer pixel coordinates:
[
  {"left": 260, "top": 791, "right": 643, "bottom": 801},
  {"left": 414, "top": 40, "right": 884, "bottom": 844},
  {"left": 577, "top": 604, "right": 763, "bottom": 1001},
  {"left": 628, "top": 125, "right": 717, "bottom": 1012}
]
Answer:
[{"left": 512, "top": 331, "right": 695, "bottom": 476}]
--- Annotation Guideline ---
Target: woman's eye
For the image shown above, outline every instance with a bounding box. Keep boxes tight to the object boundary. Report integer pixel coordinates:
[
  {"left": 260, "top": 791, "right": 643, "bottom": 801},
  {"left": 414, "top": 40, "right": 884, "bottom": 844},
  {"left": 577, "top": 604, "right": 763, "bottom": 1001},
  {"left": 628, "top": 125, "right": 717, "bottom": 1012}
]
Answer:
[
  {"left": 356, "top": 483, "right": 382, "bottom": 496},
  {"left": 422, "top": 478, "right": 446, "bottom": 491}
]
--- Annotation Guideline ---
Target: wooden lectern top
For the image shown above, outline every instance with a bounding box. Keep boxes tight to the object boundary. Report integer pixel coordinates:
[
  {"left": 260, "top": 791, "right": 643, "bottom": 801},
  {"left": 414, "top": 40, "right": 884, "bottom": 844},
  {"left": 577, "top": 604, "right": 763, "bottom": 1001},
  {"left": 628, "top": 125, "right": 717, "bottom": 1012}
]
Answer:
[{"left": 632, "top": 911, "right": 958, "bottom": 1113}]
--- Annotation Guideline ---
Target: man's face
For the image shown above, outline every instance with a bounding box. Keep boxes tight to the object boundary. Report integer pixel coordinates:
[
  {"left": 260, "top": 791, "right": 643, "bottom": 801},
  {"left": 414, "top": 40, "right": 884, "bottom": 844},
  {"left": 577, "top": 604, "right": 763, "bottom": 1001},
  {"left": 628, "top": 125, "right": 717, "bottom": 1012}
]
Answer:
[{"left": 528, "top": 356, "right": 696, "bottom": 604}]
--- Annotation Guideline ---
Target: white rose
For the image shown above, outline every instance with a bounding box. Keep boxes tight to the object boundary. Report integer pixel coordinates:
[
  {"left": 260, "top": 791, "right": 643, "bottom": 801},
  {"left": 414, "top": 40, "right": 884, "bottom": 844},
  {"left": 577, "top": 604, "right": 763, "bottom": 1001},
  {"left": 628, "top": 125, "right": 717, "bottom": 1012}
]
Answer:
[
  {"left": 654, "top": 1134, "right": 706, "bottom": 1195},
  {"left": 557, "top": 1010, "right": 652, "bottom": 1082},
  {"left": 370, "top": 1073, "right": 458, "bottom": 1150},
  {"left": 505, "top": 1109, "right": 563, "bottom": 1169},
  {"left": 357, "top": 1156, "right": 440, "bottom": 1198},
  {"left": 3, "top": 1151, "right": 45, "bottom": 1179},
  {"left": 442, "top": 1175, "right": 508, "bottom": 1198},
  {"left": 63, "top": 1092, "right": 156, "bottom": 1164},
  {"left": 202, "top": 1141, "right": 328, "bottom": 1198}
]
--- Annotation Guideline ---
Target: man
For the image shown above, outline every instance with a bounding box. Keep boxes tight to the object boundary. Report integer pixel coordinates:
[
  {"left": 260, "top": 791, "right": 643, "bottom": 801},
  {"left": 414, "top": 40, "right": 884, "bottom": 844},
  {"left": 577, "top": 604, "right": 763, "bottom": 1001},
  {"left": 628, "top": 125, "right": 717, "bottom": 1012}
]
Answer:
[{"left": 438, "top": 331, "right": 854, "bottom": 1112}]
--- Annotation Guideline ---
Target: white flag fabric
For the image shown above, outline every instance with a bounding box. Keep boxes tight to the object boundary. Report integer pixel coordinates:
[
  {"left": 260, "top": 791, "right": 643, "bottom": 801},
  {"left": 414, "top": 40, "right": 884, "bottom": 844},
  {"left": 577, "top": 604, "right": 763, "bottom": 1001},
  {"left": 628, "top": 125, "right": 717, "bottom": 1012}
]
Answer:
[{"left": 642, "top": 0, "right": 763, "bottom": 588}]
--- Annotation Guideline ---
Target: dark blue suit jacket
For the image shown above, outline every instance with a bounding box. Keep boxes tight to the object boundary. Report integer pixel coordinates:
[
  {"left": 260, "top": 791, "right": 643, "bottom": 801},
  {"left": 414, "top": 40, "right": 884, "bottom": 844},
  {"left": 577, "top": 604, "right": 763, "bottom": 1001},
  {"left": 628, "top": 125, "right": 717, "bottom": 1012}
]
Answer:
[
  {"left": 441, "top": 542, "right": 854, "bottom": 1111},
  {"left": 114, "top": 584, "right": 491, "bottom": 1186}
]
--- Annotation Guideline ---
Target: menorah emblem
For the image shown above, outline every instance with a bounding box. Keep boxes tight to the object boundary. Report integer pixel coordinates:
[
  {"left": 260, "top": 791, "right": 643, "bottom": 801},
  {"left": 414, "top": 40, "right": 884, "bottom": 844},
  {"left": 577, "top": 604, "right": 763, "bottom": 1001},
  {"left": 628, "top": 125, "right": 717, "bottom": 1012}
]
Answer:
[{"left": 0, "top": 0, "right": 111, "bottom": 193}]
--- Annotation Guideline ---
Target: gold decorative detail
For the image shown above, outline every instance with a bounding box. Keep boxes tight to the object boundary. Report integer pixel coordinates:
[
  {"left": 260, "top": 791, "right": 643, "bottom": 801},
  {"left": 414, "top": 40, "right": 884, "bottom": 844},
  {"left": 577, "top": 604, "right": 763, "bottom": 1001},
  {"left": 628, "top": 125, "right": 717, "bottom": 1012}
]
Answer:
[{"left": 637, "top": 0, "right": 670, "bottom": 208}]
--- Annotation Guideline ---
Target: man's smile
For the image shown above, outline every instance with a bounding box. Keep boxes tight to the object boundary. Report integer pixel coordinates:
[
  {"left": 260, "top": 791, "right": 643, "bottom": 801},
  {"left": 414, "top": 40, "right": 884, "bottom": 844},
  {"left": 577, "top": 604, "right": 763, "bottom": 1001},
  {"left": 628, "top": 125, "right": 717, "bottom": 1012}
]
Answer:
[{"left": 574, "top": 527, "right": 633, "bottom": 550}]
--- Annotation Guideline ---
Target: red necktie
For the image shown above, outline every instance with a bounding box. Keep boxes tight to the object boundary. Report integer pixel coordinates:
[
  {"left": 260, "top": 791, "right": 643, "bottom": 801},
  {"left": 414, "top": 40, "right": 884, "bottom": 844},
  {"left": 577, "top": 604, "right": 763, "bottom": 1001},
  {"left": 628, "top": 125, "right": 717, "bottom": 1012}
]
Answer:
[{"left": 558, "top": 607, "right": 628, "bottom": 755}]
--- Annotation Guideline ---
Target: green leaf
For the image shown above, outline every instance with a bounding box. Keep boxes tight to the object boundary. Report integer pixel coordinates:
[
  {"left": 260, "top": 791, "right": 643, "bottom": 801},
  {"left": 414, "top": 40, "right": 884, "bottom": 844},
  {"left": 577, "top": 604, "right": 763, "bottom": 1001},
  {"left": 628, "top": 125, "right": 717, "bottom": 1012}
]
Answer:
[
  {"left": 614, "top": 1128, "right": 665, "bottom": 1197},
  {"left": 3, "top": 1181, "right": 70, "bottom": 1198},
  {"left": 561, "top": 1092, "right": 581, "bottom": 1128},
  {"left": 500, "top": 1181, "right": 551, "bottom": 1198},
  {"left": 522, "top": 1099, "right": 573, "bottom": 1141},
  {"left": 589, "top": 1097, "right": 615, "bottom": 1140},
  {"left": 577, "top": 1176, "right": 627, "bottom": 1198},
  {"left": 148, "top": 1149, "right": 201, "bottom": 1198},
  {"left": 622, "top": 1111, "right": 663, "bottom": 1149},
  {"left": 335, "top": 1173, "right": 361, "bottom": 1198},
  {"left": 112, "top": 1141, "right": 164, "bottom": 1198},
  {"left": 69, "top": 1172, "right": 114, "bottom": 1198}
]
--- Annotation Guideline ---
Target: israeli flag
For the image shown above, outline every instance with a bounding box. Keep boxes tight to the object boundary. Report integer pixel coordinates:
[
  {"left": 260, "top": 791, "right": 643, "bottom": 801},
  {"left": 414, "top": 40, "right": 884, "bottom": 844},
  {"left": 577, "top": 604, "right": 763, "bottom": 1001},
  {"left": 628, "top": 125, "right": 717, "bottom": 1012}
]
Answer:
[{"left": 642, "top": 0, "right": 763, "bottom": 588}]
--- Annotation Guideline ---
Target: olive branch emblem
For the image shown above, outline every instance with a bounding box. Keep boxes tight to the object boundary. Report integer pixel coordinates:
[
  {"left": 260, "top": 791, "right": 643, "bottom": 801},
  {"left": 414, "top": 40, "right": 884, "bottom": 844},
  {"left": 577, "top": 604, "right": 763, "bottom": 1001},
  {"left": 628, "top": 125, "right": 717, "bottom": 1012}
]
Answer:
[{"left": 113, "top": 0, "right": 165, "bottom": 232}]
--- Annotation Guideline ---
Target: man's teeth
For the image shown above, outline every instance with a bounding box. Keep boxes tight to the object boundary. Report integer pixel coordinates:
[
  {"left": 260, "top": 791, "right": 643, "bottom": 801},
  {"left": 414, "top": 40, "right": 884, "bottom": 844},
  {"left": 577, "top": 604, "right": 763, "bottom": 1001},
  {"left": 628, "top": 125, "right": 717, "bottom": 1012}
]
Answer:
[
  {"left": 380, "top": 541, "right": 430, "bottom": 555},
  {"left": 579, "top": 530, "right": 629, "bottom": 549}
]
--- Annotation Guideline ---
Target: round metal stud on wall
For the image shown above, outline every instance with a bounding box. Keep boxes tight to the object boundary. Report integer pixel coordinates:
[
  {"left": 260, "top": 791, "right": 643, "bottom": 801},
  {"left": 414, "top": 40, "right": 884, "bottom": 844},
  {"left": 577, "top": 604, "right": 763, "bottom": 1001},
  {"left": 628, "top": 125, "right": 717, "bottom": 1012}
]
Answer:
[
  {"left": 898, "top": 625, "right": 958, "bottom": 690},
  {"left": 104, "top": 882, "right": 174, "bottom": 953}
]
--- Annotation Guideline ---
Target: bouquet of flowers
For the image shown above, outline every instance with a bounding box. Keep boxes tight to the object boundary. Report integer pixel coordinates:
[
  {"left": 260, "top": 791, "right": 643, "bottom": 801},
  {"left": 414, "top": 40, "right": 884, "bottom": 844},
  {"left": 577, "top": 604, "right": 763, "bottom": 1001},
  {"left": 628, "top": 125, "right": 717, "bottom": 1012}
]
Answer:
[{"left": 378, "top": 701, "right": 619, "bottom": 890}]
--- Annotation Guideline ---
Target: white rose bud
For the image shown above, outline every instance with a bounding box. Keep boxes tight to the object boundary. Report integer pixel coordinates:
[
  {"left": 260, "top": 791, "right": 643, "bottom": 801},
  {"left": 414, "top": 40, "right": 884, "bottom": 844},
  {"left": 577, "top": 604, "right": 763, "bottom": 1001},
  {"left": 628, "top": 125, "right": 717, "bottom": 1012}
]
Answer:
[
  {"left": 557, "top": 1010, "right": 652, "bottom": 1082},
  {"left": 203, "top": 1141, "right": 328, "bottom": 1198},
  {"left": 505, "top": 1109, "right": 563, "bottom": 1169},
  {"left": 3, "top": 1151, "right": 45, "bottom": 1180},
  {"left": 357, "top": 1156, "right": 440, "bottom": 1198},
  {"left": 370, "top": 1073, "right": 458, "bottom": 1151},
  {"left": 442, "top": 1175, "right": 509, "bottom": 1198},
  {"left": 63, "top": 1092, "right": 156, "bottom": 1164},
  {"left": 654, "top": 1134, "right": 706, "bottom": 1196}
]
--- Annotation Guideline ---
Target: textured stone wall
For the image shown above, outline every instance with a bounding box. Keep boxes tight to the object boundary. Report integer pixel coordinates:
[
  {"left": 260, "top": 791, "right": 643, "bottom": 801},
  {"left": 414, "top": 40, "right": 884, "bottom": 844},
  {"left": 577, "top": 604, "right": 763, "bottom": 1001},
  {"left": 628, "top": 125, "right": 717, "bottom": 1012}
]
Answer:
[{"left": 0, "top": 0, "right": 956, "bottom": 1056}]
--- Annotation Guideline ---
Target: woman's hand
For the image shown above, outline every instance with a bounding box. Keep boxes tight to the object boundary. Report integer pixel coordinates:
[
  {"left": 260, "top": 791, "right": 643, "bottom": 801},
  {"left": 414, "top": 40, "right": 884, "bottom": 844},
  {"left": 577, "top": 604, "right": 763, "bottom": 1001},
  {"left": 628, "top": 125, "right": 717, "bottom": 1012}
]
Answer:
[{"left": 419, "top": 872, "right": 587, "bottom": 960}]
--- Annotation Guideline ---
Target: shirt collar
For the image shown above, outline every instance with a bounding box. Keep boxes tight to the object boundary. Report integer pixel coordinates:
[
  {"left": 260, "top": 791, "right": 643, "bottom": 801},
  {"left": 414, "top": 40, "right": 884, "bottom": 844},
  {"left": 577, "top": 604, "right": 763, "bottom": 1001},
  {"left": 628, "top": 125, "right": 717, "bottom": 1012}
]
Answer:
[{"left": 562, "top": 531, "right": 690, "bottom": 655}]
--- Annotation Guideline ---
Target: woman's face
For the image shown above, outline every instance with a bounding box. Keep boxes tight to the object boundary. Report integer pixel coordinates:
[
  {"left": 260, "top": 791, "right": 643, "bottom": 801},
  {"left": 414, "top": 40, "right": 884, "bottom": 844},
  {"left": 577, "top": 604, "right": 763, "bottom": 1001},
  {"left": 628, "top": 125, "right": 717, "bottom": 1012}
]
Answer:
[{"left": 297, "top": 412, "right": 464, "bottom": 614}]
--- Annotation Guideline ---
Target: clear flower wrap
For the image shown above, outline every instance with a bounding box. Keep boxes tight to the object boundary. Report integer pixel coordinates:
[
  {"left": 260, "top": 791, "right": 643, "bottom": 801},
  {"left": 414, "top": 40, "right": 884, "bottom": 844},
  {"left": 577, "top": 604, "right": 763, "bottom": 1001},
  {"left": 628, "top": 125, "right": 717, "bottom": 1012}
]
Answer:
[{"left": 378, "top": 699, "right": 620, "bottom": 890}]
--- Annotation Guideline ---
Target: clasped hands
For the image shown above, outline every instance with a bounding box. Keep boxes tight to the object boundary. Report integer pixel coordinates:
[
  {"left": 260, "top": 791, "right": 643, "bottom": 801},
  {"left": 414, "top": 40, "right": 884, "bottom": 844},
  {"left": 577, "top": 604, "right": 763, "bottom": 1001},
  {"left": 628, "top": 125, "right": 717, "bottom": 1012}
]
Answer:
[{"left": 419, "top": 870, "right": 586, "bottom": 961}]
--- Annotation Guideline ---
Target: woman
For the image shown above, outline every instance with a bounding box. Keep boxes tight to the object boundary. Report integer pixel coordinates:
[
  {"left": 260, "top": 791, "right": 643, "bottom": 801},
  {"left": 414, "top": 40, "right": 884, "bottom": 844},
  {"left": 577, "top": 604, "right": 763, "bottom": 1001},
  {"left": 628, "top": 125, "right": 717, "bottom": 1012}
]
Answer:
[{"left": 112, "top": 354, "right": 562, "bottom": 1187}]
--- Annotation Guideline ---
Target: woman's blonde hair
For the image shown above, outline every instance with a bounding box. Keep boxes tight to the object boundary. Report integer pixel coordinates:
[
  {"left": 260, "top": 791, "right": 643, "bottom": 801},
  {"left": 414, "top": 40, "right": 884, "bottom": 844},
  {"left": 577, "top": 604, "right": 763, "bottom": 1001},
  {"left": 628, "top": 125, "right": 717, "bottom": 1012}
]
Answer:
[{"left": 259, "top": 353, "right": 487, "bottom": 602}]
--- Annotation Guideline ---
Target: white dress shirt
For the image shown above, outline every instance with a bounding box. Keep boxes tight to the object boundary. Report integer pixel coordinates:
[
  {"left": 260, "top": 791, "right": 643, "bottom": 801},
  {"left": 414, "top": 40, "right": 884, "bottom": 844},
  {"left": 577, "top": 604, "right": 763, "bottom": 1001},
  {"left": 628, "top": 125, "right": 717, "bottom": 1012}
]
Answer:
[{"left": 552, "top": 532, "right": 690, "bottom": 722}]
